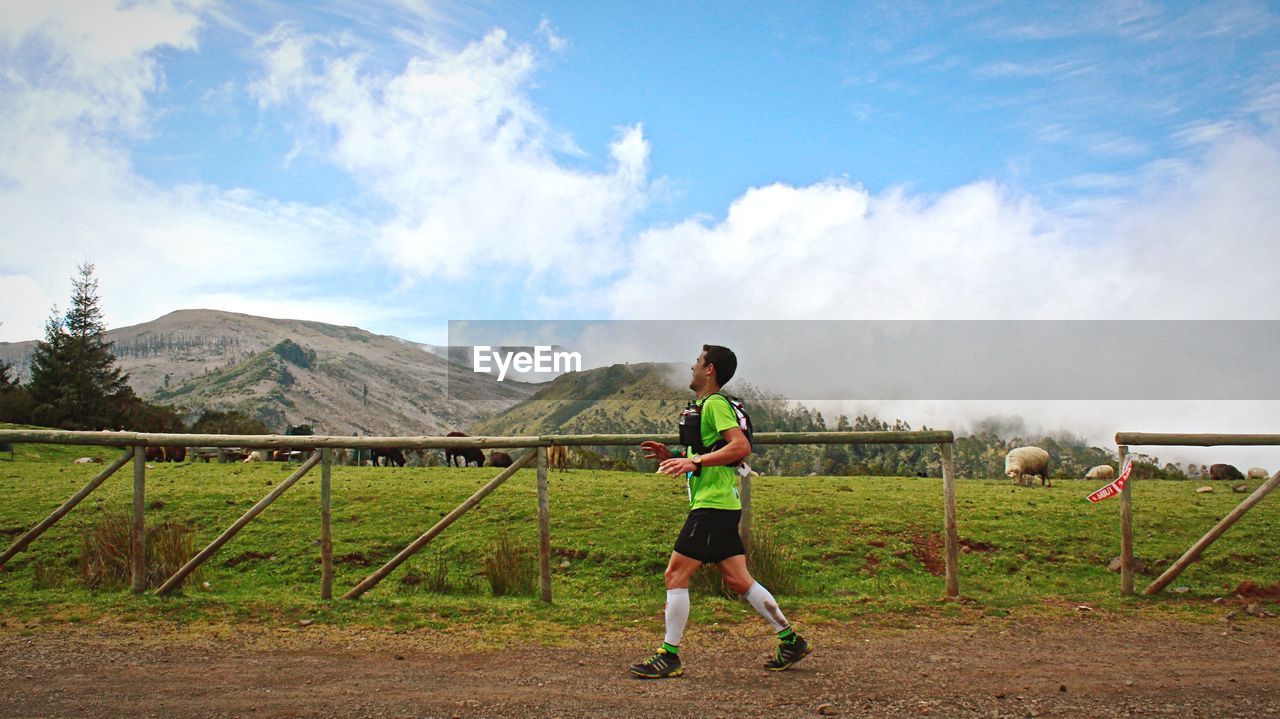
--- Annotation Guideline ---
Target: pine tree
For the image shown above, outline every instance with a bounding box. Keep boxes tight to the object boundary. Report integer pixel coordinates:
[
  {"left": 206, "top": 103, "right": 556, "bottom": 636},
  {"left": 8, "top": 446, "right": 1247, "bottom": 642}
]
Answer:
[{"left": 27, "top": 263, "right": 132, "bottom": 430}]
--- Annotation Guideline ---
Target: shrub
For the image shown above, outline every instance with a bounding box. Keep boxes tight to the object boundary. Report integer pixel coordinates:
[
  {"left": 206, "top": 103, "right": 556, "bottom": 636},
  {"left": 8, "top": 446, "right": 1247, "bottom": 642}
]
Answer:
[
  {"left": 79, "top": 511, "right": 200, "bottom": 590},
  {"left": 690, "top": 524, "right": 799, "bottom": 598},
  {"left": 483, "top": 531, "right": 535, "bottom": 597}
]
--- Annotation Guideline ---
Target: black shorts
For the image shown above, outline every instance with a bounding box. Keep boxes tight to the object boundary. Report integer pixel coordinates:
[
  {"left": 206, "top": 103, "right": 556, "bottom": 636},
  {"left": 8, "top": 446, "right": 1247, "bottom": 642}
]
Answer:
[{"left": 673, "top": 508, "right": 745, "bottom": 564}]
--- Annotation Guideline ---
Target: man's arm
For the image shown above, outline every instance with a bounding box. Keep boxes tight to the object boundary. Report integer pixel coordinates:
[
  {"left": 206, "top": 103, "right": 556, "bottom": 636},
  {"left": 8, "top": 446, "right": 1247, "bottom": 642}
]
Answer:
[
  {"left": 640, "top": 440, "right": 672, "bottom": 461},
  {"left": 656, "top": 427, "right": 750, "bottom": 476}
]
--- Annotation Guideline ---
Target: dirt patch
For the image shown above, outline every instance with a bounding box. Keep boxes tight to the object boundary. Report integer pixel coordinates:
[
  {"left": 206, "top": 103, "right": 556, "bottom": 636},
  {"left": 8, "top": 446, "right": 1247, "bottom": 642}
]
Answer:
[
  {"left": 554, "top": 547, "right": 589, "bottom": 560},
  {"left": 222, "top": 551, "right": 271, "bottom": 567},
  {"left": 909, "top": 533, "right": 946, "bottom": 576},
  {"left": 335, "top": 552, "right": 370, "bottom": 566},
  {"left": 960, "top": 538, "right": 997, "bottom": 553},
  {"left": 864, "top": 552, "right": 880, "bottom": 574},
  {"left": 1, "top": 616, "right": 1278, "bottom": 718},
  {"left": 1236, "top": 580, "right": 1280, "bottom": 599}
]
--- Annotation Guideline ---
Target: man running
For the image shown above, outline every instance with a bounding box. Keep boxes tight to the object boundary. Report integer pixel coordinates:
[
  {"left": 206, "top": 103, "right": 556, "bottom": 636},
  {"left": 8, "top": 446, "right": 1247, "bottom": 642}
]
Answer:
[{"left": 629, "top": 344, "right": 810, "bottom": 679}]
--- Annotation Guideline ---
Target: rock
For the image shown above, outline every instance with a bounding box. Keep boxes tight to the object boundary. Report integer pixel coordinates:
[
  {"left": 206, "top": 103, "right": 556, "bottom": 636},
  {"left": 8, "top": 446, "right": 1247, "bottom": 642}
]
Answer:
[
  {"left": 1059, "top": 684, "right": 1067, "bottom": 693},
  {"left": 1124, "top": 680, "right": 1134, "bottom": 686},
  {"left": 200, "top": 581, "right": 212, "bottom": 590},
  {"left": 1196, "top": 486, "right": 1214, "bottom": 493},
  {"left": 816, "top": 703, "right": 837, "bottom": 715},
  {"left": 1172, "top": 586, "right": 1190, "bottom": 593},
  {"left": 395, "top": 654, "right": 404, "bottom": 661},
  {"left": 1106, "top": 556, "right": 1148, "bottom": 574},
  {"left": 74, "top": 457, "right": 103, "bottom": 464},
  {"left": 1232, "top": 484, "right": 1249, "bottom": 493},
  {"left": 1245, "top": 603, "right": 1263, "bottom": 617},
  {"left": 298, "top": 619, "right": 314, "bottom": 627},
  {"left": 559, "top": 560, "right": 571, "bottom": 569}
]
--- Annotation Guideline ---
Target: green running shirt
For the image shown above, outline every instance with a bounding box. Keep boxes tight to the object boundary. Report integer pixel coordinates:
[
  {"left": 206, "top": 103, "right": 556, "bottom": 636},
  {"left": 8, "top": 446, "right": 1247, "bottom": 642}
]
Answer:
[{"left": 686, "top": 393, "right": 743, "bottom": 510}]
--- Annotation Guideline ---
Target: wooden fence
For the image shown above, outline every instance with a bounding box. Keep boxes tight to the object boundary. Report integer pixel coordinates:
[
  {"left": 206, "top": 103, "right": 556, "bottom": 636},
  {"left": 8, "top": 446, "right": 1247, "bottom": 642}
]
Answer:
[
  {"left": 1113, "top": 432, "right": 1280, "bottom": 595},
  {"left": 0, "top": 428, "right": 960, "bottom": 602}
]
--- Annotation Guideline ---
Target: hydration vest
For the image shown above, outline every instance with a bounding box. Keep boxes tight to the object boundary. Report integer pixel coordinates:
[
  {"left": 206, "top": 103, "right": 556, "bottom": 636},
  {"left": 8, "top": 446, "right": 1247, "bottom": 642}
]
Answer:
[{"left": 678, "top": 392, "right": 754, "bottom": 475}]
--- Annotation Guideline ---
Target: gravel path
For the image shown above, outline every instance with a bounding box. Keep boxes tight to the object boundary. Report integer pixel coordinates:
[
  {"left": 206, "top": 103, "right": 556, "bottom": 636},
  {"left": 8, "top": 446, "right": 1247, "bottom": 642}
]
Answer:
[{"left": 2, "top": 613, "right": 1278, "bottom": 718}]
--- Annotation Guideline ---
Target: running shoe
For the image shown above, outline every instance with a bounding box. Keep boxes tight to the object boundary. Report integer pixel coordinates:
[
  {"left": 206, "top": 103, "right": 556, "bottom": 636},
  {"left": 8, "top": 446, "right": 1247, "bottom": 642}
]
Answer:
[
  {"left": 764, "top": 635, "right": 812, "bottom": 671},
  {"left": 629, "top": 648, "right": 683, "bottom": 678}
]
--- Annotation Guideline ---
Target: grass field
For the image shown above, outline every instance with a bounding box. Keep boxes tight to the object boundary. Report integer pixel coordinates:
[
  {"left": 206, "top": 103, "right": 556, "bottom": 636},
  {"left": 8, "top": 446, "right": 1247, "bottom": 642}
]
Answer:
[{"left": 1, "top": 443, "right": 1277, "bottom": 639}]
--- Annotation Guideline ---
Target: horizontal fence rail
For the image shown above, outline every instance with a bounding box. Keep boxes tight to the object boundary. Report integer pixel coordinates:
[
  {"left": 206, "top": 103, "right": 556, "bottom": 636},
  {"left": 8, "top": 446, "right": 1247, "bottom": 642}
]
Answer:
[
  {"left": 1115, "top": 432, "right": 1280, "bottom": 447},
  {"left": 0, "top": 429, "right": 954, "bottom": 449}
]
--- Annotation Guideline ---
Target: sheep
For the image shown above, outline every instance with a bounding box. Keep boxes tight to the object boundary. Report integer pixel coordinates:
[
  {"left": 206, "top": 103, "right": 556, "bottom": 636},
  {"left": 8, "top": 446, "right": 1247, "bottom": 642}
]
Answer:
[
  {"left": 1247, "top": 467, "right": 1269, "bottom": 481},
  {"left": 1005, "top": 446, "right": 1050, "bottom": 487},
  {"left": 1085, "top": 464, "right": 1116, "bottom": 481}
]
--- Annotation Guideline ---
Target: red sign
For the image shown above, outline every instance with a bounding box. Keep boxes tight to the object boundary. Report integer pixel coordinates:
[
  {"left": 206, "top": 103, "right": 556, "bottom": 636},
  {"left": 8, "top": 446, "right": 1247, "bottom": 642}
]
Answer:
[{"left": 1087, "top": 458, "right": 1133, "bottom": 503}]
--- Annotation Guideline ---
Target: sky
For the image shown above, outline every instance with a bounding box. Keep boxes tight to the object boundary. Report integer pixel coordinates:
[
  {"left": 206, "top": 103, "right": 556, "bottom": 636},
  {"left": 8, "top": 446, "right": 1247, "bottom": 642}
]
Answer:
[{"left": 3, "top": 1, "right": 1280, "bottom": 463}]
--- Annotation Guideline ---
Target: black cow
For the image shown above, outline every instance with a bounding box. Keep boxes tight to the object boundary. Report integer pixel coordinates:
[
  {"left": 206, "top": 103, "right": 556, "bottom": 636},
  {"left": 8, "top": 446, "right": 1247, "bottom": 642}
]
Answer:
[
  {"left": 487, "top": 451, "right": 513, "bottom": 468},
  {"left": 445, "top": 431, "right": 484, "bottom": 467},
  {"left": 371, "top": 448, "right": 406, "bottom": 467},
  {"left": 1209, "top": 463, "right": 1245, "bottom": 481}
]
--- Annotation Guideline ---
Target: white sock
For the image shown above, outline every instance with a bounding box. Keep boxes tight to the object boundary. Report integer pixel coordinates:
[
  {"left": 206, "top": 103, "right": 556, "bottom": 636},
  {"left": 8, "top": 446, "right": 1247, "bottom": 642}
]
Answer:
[
  {"left": 664, "top": 588, "right": 690, "bottom": 647},
  {"left": 744, "top": 581, "right": 789, "bottom": 632}
]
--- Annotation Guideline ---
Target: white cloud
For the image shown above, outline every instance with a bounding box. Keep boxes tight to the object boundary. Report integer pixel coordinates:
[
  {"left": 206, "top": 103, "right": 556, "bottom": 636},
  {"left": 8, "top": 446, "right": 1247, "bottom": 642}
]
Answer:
[
  {"left": 251, "top": 26, "right": 649, "bottom": 284},
  {"left": 0, "top": 275, "right": 55, "bottom": 342},
  {"left": 0, "top": 2, "right": 374, "bottom": 341},
  {"left": 608, "top": 130, "right": 1280, "bottom": 323},
  {"left": 535, "top": 17, "right": 567, "bottom": 52}
]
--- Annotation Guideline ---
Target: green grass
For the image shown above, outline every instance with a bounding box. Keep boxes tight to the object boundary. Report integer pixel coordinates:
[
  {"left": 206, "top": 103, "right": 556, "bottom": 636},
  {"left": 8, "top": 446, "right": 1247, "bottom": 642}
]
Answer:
[{"left": 1, "top": 446, "right": 1277, "bottom": 639}]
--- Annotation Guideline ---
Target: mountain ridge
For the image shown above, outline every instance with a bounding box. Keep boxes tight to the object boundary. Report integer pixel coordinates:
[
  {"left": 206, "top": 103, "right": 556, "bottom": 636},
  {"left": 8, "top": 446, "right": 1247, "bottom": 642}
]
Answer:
[{"left": 0, "top": 309, "right": 536, "bottom": 435}]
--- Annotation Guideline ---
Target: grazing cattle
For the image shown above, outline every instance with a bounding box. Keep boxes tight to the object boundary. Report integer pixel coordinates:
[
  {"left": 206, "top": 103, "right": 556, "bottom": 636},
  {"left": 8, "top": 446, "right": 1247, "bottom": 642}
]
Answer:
[
  {"left": 371, "top": 448, "right": 407, "bottom": 467},
  {"left": 487, "top": 450, "right": 513, "bottom": 468},
  {"left": 1247, "top": 467, "right": 1269, "bottom": 481},
  {"left": 1209, "top": 463, "right": 1245, "bottom": 482},
  {"left": 1085, "top": 464, "right": 1115, "bottom": 481},
  {"left": 1005, "top": 446, "right": 1050, "bottom": 487},
  {"left": 145, "top": 446, "right": 186, "bottom": 462},
  {"left": 444, "top": 431, "right": 484, "bottom": 467},
  {"left": 547, "top": 444, "right": 569, "bottom": 472}
]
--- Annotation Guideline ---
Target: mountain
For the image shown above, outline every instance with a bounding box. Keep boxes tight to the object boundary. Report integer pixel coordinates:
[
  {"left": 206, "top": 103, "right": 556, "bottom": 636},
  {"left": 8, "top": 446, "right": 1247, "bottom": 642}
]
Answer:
[
  {"left": 0, "top": 309, "right": 536, "bottom": 435},
  {"left": 470, "top": 362, "right": 690, "bottom": 437}
]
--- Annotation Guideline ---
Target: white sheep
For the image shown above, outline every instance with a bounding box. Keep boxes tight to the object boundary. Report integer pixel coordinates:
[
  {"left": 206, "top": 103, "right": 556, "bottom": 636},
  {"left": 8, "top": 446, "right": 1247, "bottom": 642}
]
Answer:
[
  {"left": 1085, "top": 464, "right": 1116, "bottom": 481},
  {"left": 1005, "top": 446, "right": 1051, "bottom": 487}
]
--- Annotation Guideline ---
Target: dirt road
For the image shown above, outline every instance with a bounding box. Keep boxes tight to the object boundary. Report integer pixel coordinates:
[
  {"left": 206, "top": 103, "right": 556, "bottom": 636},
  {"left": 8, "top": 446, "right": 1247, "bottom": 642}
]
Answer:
[{"left": 2, "top": 613, "right": 1278, "bottom": 718}]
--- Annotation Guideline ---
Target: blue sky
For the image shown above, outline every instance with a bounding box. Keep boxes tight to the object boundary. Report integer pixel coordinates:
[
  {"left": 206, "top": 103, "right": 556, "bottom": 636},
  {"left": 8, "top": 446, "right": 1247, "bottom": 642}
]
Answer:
[{"left": 3, "top": 1, "right": 1280, "bottom": 342}]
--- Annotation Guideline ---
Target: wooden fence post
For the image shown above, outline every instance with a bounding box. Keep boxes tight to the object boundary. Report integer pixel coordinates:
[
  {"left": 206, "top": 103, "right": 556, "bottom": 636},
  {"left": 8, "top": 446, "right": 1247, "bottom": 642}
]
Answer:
[
  {"left": 738, "top": 472, "right": 752, "bottom": 554},
  {"left": 132, "top": 446, "right": 146, "bottom": 593},
  {"left": 537, "top": 446, "right": 552, "bottom": 604},
  {"left": 1118, "top": 445, "right": 1133, "bottom": 595},
  {"left": 321, "top": 448, "right": 333, "bottom": 600},
  {"left": 154, "top": 451, "right": 322, "bottom": 596},
  {"left": 940, "top": 442, "right": 959, "bottom": 598},
  {"left": 0, "top": 447, "right": 134, "bottom": 567},
  {"left": 1144, "top": 470, "right": 1280, "bottom": 595}
]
